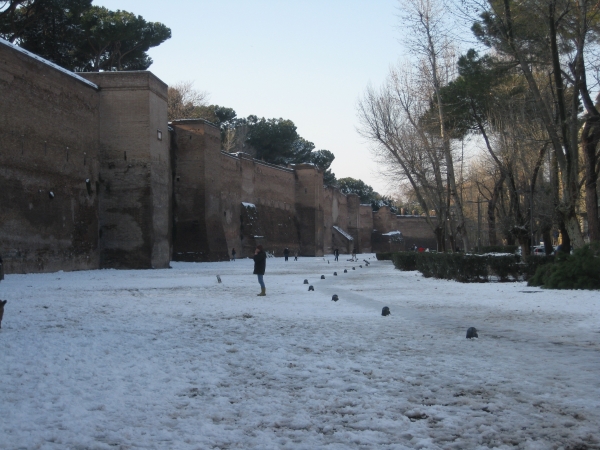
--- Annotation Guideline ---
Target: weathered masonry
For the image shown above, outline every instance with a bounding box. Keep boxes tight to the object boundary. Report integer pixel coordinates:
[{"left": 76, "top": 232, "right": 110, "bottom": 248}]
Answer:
[
  {"left": 1, "top": 39, "right": 433, "bottom": 274},
  {"left": 1, "top": 38, "right": 170, "bottom": 272}
]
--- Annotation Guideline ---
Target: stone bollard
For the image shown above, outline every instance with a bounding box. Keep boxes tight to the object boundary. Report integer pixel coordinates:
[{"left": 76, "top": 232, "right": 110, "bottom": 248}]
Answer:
[
  {"left": 344, "top": 269, "right": 347, "bottom": 273},
  {"left": 333, "top": 272, "right": 337, "bottom": 276},
  {"left": 321, "top": 275, "right": 325, "bottom": 279},
  {"left": 331, "top": 294, "right": 339, "bottom": 302},
  {"left": 304, "top": 279, "right": 309, "bottom": 284},
  {"left": 382, "top": 306, "right": 391, "bottom": 316},
  {"left": 466, "top": 327, "right": 478, "bottom": 339},
  {"left": 308, "top": 285, "right": 314, "bottom": 291}
]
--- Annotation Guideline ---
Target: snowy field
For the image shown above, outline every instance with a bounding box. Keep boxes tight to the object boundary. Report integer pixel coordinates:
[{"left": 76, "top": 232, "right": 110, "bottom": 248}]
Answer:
[{"left": 1, "top": 255, "right": 599, "bottom": 450}]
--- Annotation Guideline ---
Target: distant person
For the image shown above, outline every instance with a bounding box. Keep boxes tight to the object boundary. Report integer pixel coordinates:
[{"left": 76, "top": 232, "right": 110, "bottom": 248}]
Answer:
[
  {"left": 253, "top": 245, "right": 267, "bottom": 296},
  {"left": 334, "top": 248, "right": 339, "bottom": 261},
  {"left": 283, "top": 247, "right": 290, "bottom": 261},
  {"left": 294, "top": 249, "right": 298, "bottom": 261},
  {"left": 418, "top": 246, "right": 425, "bottom": 253},
  {"left": 352, "top": 248, "right": 357, "bottom": 260},
  {"left": 231, "top": 248, "right": 236, "bottom": 261}
]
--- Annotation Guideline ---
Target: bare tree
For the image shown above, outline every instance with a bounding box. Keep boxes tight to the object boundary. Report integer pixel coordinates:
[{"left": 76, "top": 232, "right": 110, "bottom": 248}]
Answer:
[
  {"left": 167, "top": 81, "right": 209, "bottom": 122},
  {"left": 358, "top": 66, "right": 451, "bottom": 251},
  {"left": 398, "top": 0, "right": 471, "bottom": 250},
  {"left": 463, "top": 0, "right": 600, "bottom": 247}
]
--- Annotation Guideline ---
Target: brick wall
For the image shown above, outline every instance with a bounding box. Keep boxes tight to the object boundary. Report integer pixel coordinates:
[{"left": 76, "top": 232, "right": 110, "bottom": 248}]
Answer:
[
  {"left": 0, "top": 39, "right": 100, "bottom": 273},
  {"left": 170, "top": 120, "right": 228, "bottom": 261},
  {"left": 80, "top": 71, "right": 171, "bottom": 269}
]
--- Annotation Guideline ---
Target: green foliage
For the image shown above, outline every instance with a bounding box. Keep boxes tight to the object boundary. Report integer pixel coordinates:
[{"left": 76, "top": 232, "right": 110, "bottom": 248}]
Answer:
[
  {"left": 520, "top": 255, "right": 555, "bottom": 282},
  {"left": 310, "top": 149, "right": 334, "bottom": 171},
  {"left": 75, "top": 6, "right": 171, "bottom": 71},
  {"left": 193, "top": 105, "right": 237, "bottom": 125},
  {"left": 375, "top": 252, "right": 393, "bottom": 261},
  {"left": 309, "top": 149, "right": 336, "bottom": 186},
  {"left": 371, "top": 195, "right": 398, "bottom": 213},
  {"left": 485, "top": 255, "right": 521, "bottom": 282},
  {"left": 528, "top": 244, "right": 600, "bottom": 289},
  {"left": 391, "top": 252, "right": 417, "bottom": 271},
  {"left": 415, "top": 253, "right": 489, "bottom": 282},
  {"left": 478, "top": 245, "right": 519, "bottom": 254},
  {"left": 244, "top": 116, "right": 315, "bottom": 166},
  {"left": 337, "top": 177, "right": 375, "bottom": 204},
  {"left": 1, "top": 0, "right": 92, "bottom": 69},
  {"left": 0, "top": 0, "right": 170, "bottom": 71},
  {"left": 392, "top": 251, "right": 522, "bottom": 282}
]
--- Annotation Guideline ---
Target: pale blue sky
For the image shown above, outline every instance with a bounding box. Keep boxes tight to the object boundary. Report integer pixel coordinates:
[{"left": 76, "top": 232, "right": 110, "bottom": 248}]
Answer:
[{"left": 96, "top": 0, "right": 403, "bottom": 194}]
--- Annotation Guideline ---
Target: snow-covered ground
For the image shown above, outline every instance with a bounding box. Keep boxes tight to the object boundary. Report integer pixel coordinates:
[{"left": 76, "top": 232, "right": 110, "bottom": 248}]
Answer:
[{"left": 1, "top": 255, "right": 599, "bottom": 449}]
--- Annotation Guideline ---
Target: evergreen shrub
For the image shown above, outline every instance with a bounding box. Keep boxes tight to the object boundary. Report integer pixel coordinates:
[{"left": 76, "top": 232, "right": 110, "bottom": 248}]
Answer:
[
  {"left": 375, "top": 253, "right": 393, "bottom": 261},
  {"left": 485, "top": 254, "right": 521, "bottom": 281},
  {"left": 391, "top": 252, "right": 417, "bottom": 271},
  {"left": 528, "top": 243, "right": 600, "bottom": 289},
  {"left": 391, "top": 250, "right": 551, "bottom": 283},
  {"left": 520, "top": 255, "right": 555, "bottom": 281},
  {"left": 478, "top": 245, "right": 519, "bottom": 254},
  {"left": 415, "top": 253, "right": 489, "bottom": 282}
]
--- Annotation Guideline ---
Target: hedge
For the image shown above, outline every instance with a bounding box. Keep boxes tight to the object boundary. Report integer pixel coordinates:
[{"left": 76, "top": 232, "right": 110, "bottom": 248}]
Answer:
[
  {"left": 390, "top": 251, "right": 523, "bottom": 282},
  {"left": 477, "top": 245, "right": 519, "bottom": 254},
  {"left": 375, "top": 253, "right": 393, "bottom": 261}
]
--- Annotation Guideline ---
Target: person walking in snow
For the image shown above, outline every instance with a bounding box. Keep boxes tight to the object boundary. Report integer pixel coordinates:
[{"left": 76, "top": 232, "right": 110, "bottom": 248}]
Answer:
[
  {"left": 294, "top": 249, "right": 298, "bottom": 261},
  {"left": 283, "top": 247, "right": 290, "bottom": 261},
  {"left": 231, "top": 248, "right": 236, "bottom": 261},
  {"left": 253, "top": 245, "right": 267, "bottom": 296},
  {"left": 334, "top": 248, "right": 339, "bottom": 261}
]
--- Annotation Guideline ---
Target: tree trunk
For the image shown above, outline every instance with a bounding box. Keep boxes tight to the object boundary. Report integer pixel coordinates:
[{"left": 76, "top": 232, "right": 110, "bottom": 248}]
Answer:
[
  {"left": 582, "top": 120, "right": 600, "bottom": 242},
  {"left": 434, "top": 226, "right": 445, "bottom": 253},
  {"left": 542, "top": 228, "right": 553, "bottom": 255},
  {"left": 487, "top": 173, "right": 505, "bottom": 246},
  {"left": 559, "top": 220, "right": 571, "bottom": 253}
]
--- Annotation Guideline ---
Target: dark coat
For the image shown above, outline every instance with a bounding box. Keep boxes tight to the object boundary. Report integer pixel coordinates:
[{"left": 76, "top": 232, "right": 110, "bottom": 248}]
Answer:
[{"left": 253, "top": 251, "right": 266, "bottom": 275}]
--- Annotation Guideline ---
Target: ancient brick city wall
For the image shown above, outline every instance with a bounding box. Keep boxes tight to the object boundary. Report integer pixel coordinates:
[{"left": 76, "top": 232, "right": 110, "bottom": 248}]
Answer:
[
  {"left": 358, "top": 205, "right": 373, "bottom": 253},
  {"left": 0, "top": 39, "right": 171, "bottom": 273},
  {"left": 220, "top": 152, "right": 299, "bottom": 258},
  {"left": 1, "top": 38, "right": 438, "bottom": 274},
  {"left": 294, "top": 165, "right": 324, "bottom": 256},
  {"left": 81, "top": 71, "right": 171, "bottom": 269},
  {"left": 170, "top": 120, "right": 303, "bottom": 261},
  {"left": 170, "top": 120, "right": 228, "bottom": 262},
  {"left": 395, "top": 215, "right": 437, "bottom": 251},
  {"left": 323, "top": 187, "right": 349, "bottom": 254},
  {"left": 0, "top": 39, "right": 100, "bottom": 273}
]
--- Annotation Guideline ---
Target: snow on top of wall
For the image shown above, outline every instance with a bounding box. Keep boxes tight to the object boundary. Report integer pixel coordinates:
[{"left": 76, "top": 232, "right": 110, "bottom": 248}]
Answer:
[
  {"left": 242, "top": 202, "right": 256, "bottom": 208},
  {"left": 333, "top": 225, "right": 353, "bottom": 241},
  {"left": 382, "top": 230, "right": 402, "bottom": 236},
  {"left": 0, "top": 37, "right": 99, "bottom": 90}
]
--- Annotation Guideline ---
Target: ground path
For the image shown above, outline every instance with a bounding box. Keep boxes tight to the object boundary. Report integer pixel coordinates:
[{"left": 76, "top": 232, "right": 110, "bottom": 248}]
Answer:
[{"left": 1, "top": 256, "right": 599, "bottom": 449}]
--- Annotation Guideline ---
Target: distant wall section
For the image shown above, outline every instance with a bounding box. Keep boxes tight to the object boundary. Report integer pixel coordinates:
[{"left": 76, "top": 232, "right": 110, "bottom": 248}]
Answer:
[{"left": 220, "top": 152, "right": 299, "bottom": 258}]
